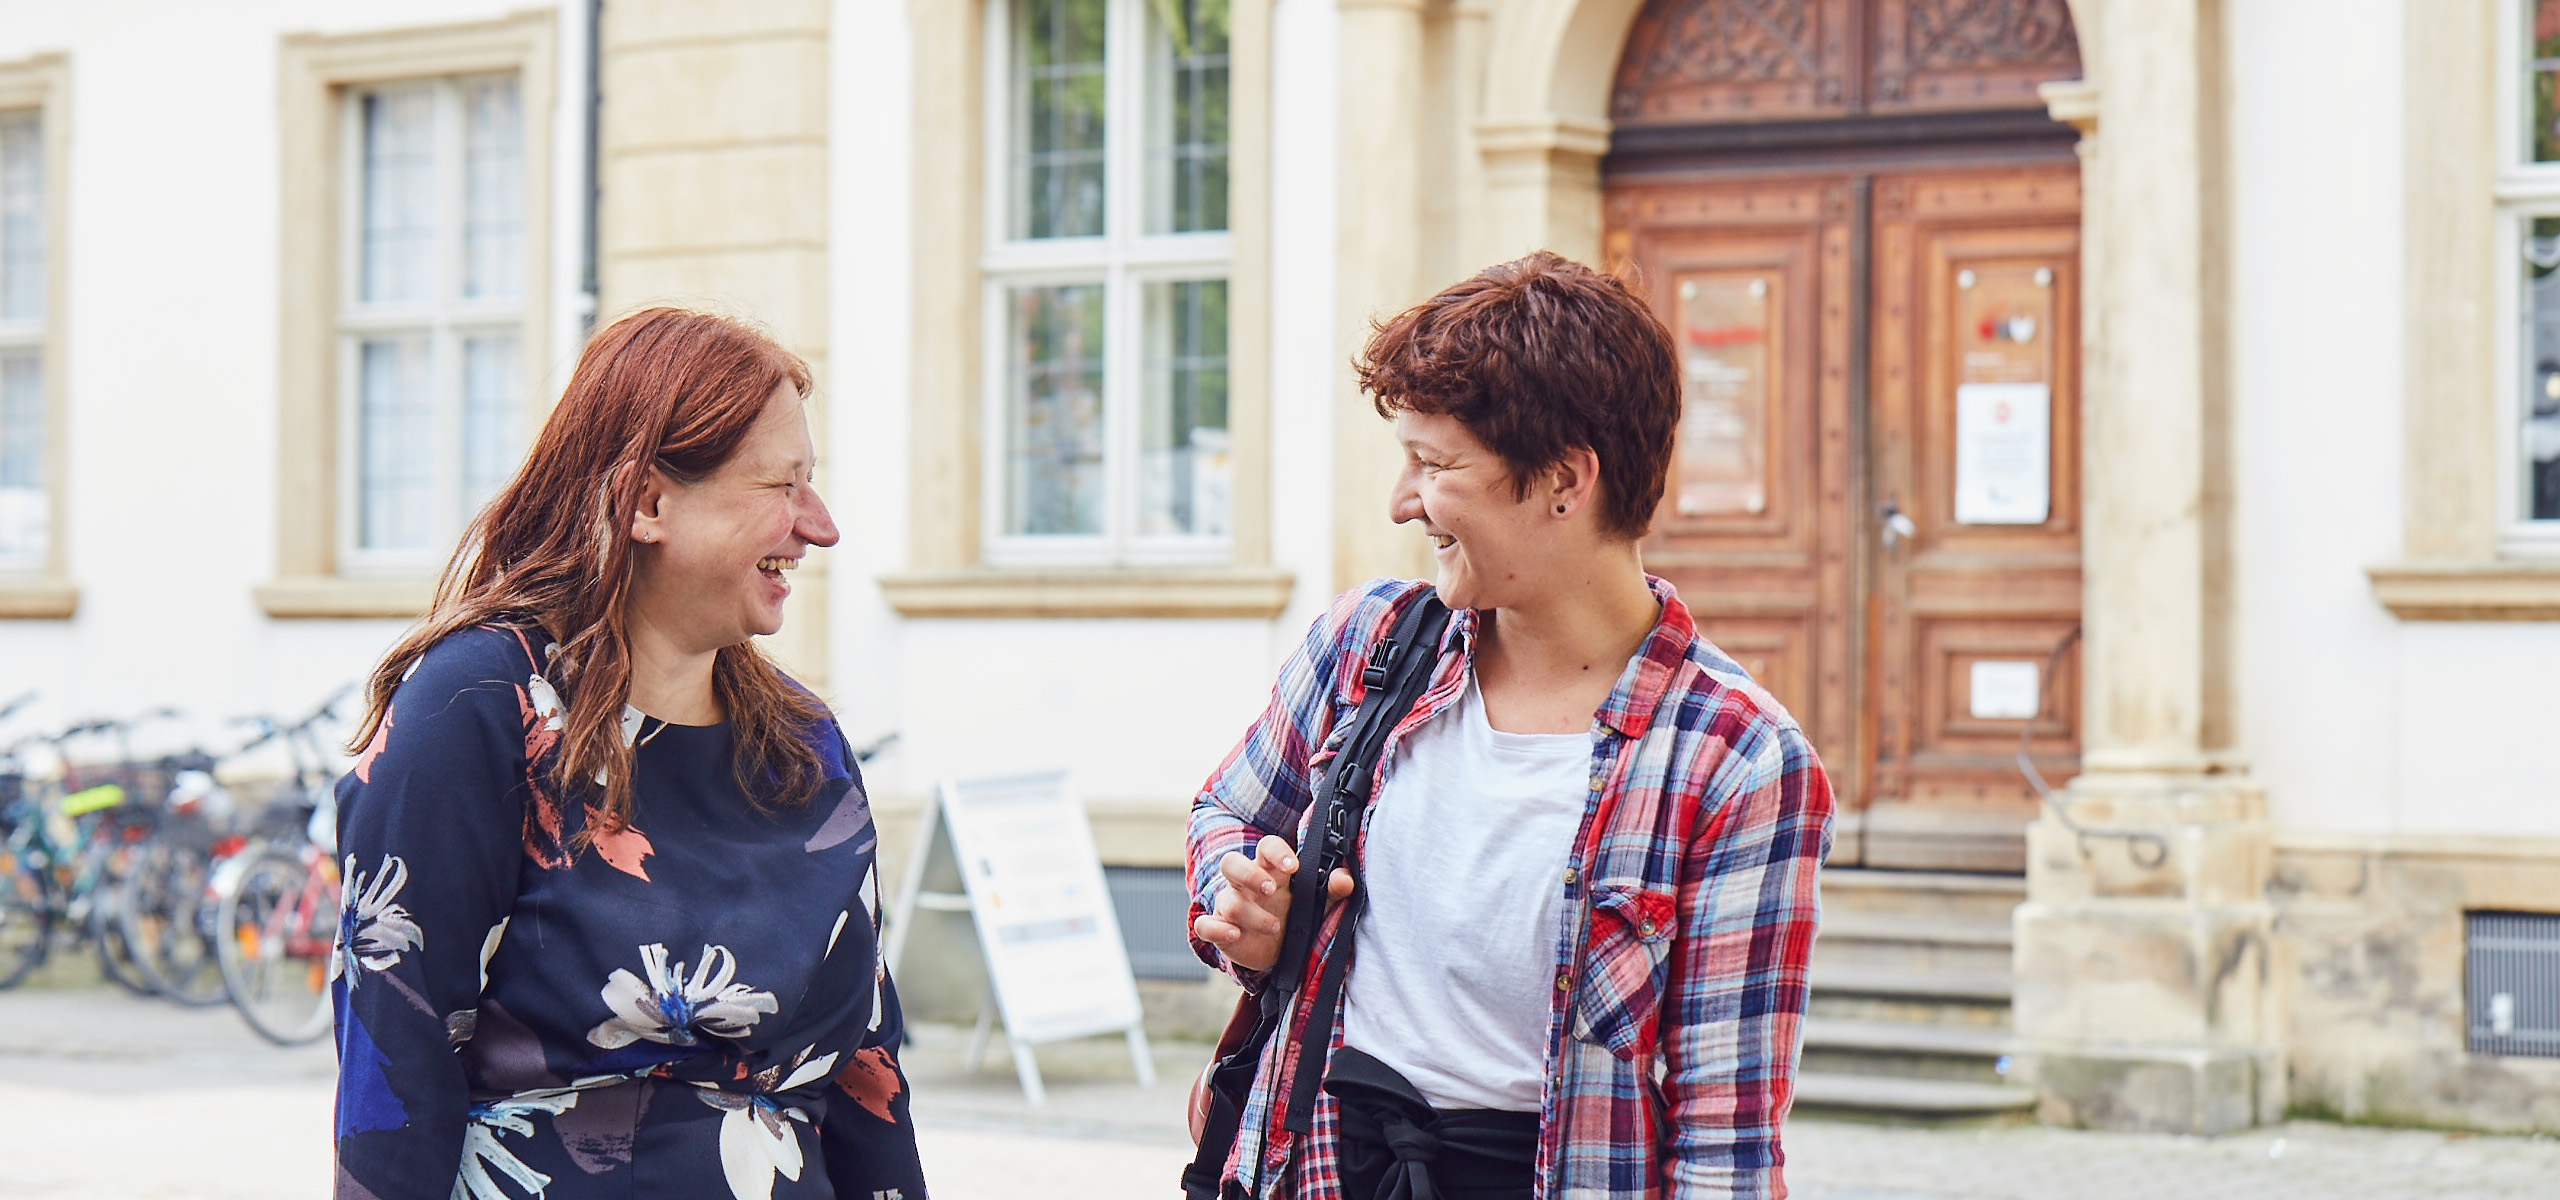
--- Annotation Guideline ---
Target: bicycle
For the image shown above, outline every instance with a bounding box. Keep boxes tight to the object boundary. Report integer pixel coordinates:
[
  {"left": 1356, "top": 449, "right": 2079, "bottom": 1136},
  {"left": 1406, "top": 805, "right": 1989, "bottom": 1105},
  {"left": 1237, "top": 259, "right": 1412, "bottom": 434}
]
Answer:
[
  {"left": 211, "top": 685, "right": 353, "bottom": 1045},
  {"left": 0, "top": 712, "right": 173, "bottom": 994},
  {"left": 115, "top": 749, "right": 243, "bottom": 1006},
  {"left": 0, "top": 707, "right": 51, "bottom": 991}
]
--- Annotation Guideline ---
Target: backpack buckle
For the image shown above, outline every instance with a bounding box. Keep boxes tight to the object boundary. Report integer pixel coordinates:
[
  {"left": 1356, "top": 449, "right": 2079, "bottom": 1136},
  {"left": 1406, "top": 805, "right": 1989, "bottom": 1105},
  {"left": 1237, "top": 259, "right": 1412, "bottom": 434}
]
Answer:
[{"left": 1361, "top": 639, "right": 1395, "bottom": 690}]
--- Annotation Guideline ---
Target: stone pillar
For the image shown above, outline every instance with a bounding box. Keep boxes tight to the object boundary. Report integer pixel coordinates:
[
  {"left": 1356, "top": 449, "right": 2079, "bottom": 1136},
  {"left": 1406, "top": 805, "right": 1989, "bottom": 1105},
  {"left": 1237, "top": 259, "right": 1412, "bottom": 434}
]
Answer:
[
  {"left": 597, "top": 0, "right": 832, "bottom": 684},
  {"left": 1471, "top": 116, "right": 1611, "bottom": 268},
  {"left": 2012, "top": 0, "right": 2283, "bottom": 1135},
  {"left": 1333, "top": 0, "right": 1436, "bottom": 592}
]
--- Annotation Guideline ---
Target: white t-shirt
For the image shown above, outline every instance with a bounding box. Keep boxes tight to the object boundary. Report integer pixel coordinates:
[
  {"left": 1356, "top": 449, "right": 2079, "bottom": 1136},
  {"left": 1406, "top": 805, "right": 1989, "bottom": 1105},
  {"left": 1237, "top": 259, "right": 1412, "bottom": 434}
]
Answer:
[{"left": 1340, "top": 671, "right": 1591, "bottom": 1112}]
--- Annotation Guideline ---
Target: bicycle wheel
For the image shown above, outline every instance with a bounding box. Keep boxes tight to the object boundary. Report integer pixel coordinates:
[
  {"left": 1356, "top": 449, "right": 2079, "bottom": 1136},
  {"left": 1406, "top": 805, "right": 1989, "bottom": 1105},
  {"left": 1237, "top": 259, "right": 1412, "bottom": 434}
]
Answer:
[
  {"left": 86, "top": 832, "right": 156, "bottom": 997},
  {"left": 118, "top": 840, "right": 228, "bottom": 1006},
  {"left": 0, "top": 847, "right": 51, "bottom": 990},
  {"left": 214, "top": 849, "right": 338, "bottom": 1045}
]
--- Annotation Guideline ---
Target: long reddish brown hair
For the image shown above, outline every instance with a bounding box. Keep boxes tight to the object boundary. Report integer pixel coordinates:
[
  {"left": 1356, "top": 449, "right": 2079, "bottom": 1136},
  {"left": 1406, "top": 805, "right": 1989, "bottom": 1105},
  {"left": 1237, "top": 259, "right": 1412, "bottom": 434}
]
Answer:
[{"left": 352, "top": 307, "right": 832, "bottom": 841}]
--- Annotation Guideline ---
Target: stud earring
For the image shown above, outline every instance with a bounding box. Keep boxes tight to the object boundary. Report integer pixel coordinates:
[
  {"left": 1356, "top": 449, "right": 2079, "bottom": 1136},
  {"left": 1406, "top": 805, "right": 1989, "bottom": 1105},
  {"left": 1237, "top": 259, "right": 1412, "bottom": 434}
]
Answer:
[{"left": 1555, "top": 505, "right": 1568, "bottom": 515}]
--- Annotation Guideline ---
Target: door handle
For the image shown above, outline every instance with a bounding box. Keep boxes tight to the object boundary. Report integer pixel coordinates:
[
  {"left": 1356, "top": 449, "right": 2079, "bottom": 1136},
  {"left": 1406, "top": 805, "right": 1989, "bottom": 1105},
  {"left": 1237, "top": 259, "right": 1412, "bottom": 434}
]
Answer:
[{"left": 1880, "top": 502, "right": 1917, "bottom": 548}]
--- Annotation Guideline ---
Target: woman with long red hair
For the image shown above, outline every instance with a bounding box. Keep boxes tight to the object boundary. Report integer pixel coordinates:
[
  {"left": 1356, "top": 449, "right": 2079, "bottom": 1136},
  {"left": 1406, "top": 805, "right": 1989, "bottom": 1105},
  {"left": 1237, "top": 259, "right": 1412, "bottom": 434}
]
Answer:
[{"left": 330, "top": 308, "right": 925, "bottom": 1200}]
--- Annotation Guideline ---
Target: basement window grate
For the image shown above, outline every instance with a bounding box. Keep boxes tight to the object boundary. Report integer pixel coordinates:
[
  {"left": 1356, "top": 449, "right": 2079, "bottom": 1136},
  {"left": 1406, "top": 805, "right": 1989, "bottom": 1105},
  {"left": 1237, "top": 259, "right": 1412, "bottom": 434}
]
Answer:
[
  {"left": 1107, "top": 865, "right": 1211, "bottom": 982},
  {"left": 2467, "top": 910, "right": 2560, "bottom": 1058}
]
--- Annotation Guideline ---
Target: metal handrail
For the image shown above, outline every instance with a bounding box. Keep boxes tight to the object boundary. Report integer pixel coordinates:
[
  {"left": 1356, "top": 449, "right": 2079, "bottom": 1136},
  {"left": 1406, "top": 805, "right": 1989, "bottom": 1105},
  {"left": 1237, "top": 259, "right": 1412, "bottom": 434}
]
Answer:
[{"left": 2015, "top": 626, "right": 2169, "bottom": 870}]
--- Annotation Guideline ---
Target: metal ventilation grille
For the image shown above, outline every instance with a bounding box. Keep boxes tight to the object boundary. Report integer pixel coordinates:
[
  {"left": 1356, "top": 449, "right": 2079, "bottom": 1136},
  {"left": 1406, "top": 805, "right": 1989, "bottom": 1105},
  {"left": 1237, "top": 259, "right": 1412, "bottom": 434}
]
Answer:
[
  {"left": 2467, "top": 911, "right": 2560, "bottom": 1058},
  {"left": 1107, "top": 865, "right": 1211, "bottom": 982}
]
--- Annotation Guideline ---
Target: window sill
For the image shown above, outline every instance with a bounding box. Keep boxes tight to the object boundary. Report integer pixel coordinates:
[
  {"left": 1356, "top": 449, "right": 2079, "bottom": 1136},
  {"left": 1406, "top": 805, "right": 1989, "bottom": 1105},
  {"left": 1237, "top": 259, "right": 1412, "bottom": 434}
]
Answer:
[
  {"left": 877, "top": 566, "right": 1296, "bottom": 619},
  {"left": 0, "top": 578, "right": 78, "bottom": 619},
  {"left": 2365, "top": 560, "right": 2560, "bottom": 621},
  {"left": 255, "top": 576, "right": 434, "bottom": 619}
]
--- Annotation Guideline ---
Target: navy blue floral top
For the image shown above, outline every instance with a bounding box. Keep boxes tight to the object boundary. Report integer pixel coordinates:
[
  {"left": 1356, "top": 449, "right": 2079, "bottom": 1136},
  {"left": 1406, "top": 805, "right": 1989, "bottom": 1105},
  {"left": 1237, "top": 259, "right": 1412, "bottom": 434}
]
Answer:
[{"left": 331, "top": 625, "right": 925, "bottom": 1200}]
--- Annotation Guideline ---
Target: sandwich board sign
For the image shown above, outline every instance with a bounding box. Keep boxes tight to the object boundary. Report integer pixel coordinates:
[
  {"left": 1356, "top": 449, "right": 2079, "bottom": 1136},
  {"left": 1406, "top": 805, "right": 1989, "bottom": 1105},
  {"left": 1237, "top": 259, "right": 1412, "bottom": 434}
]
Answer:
[{"left": 883, "top": 771, "right": 1154, "bottom": 1105}]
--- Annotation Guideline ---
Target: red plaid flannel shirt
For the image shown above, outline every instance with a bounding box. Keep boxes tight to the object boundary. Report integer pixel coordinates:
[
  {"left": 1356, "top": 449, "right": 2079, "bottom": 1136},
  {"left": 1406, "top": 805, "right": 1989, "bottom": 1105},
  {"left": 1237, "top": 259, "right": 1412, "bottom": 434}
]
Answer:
[{"left": 1187, "top": 577, "right": 1835, "bottom": 1200}]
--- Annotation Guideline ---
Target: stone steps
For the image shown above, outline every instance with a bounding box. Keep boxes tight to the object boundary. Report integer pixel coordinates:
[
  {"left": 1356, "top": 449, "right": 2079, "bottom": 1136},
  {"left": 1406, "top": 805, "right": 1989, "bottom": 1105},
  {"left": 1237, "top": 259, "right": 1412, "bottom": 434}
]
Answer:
[
  {"left": 1795, "top": 869, "right": 2032, "bottom": 1122},
  {"left": 1809, "top": 962, "right": 2015, "bottom": 1003},
  {"left": 1803, "top": 1016, "right": 2016, "bottom": 1058},
  {"left": 1794, "top": 1071, "right": 2040, "bottom": 1117}
]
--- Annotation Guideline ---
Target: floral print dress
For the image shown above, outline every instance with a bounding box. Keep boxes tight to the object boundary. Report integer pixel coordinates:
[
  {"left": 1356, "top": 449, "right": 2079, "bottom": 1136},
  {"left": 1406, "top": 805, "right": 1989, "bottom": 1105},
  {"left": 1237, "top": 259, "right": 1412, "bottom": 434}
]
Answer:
[{"left": 332, "top": 625, "right": 925, "bottom": 1200}]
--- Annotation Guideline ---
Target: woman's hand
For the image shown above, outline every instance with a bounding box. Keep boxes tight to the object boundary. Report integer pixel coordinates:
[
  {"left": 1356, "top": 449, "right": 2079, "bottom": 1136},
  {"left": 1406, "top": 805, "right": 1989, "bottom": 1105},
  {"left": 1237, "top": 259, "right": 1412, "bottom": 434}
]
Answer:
[{"left": 1191, "top": 835, "right": 1355, "bottom": 973}]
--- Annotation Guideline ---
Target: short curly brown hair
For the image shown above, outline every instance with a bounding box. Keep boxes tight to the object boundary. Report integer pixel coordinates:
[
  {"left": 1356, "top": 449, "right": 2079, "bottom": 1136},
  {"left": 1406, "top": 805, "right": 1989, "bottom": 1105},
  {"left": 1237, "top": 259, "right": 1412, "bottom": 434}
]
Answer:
[{"left": 1356, "top": 252, "right": 1681, "bottom": 539}]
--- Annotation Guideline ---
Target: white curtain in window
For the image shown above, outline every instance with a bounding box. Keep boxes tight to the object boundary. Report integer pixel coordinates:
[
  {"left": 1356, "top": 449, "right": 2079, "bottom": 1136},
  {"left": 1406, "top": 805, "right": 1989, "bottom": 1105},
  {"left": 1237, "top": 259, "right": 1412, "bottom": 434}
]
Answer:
[
  {"left": 345, "top": 75, "right": 529, "bottom": 562},
  {"left": 0, "top": 111, "right": 40, "bottom": 321},
  {"left": 360, "top": 86, "right": 437, "bottom": 306}
]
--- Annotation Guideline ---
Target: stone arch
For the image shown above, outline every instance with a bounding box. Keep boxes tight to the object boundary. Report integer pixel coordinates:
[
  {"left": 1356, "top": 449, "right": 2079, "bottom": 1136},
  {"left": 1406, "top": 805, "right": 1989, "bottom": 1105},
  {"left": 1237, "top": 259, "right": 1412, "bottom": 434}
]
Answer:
[
  {"left": 1479, "top": 0, "right": 1645, "bottom": 131},
  {"left": 1469, "top": 0, "right": 1645, "bottom": 266},
  {"left": 1469, "top": 0, "right": 2105, "bottom": 265}
]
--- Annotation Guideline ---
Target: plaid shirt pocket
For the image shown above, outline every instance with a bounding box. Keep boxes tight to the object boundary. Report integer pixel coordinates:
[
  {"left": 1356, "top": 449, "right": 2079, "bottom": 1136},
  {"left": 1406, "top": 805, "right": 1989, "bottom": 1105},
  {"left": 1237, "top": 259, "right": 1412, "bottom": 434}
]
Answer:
[{"left": 1570, "top": 881, "right": 1679, "bottom": 1061}]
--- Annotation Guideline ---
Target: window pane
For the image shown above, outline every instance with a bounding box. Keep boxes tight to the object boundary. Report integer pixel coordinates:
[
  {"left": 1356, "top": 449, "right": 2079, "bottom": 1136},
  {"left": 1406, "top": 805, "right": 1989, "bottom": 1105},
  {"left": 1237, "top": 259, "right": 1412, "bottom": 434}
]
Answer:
[
  {"left": 0, "top": 350, "right": 42, "bottom": 563},
  {"left": 2527, "top": 218, "right": 2560, "bottom": 520},
  {"left": 358, "top": 336, "right": 436, "bottom": 550},
  {"left": 1010, "top": 0, "right": 1108, "bottom": 240},
  {"left": 463, "top": 77, "right": 524, "bottom": 301},
  {"left": 1005, "top": 283, "right": 1107, "bottom": 535},
  {"left": 360, "top": 86, "right": 438, "bottom": 305},
  {"left": 462, "top": 335, "right": 522, "bottom": 514},
  {"left": 1144, "top": 0, "right": 1229, "bottom": 234},
  {"left": 2536, "top": 2, "right": 2560, "bottom": 162},
  {"left": 0, "top": 111, "right": 40, "bottom": 322},
  {"left": 1139, "top": 278, "right": 1228, "bottom": 536}
]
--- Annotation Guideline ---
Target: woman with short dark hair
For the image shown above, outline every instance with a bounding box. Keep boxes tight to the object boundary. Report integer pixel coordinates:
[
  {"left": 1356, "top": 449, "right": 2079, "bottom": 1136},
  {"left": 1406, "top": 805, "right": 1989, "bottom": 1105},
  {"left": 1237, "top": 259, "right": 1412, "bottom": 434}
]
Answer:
[
  {"left": 1189, "top": 252, "right": 1835, "bottom": 1200},
  {"left": 332, "top": 308, "right": 925, "bottom": 1200}
]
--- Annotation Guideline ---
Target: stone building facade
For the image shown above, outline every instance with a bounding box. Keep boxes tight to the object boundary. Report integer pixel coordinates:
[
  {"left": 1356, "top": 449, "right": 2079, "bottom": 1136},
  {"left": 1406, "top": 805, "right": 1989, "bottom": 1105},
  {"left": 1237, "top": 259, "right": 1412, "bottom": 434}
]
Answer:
[{"left": 2, "top": 0, "right": 2557, "bottom": 1138}]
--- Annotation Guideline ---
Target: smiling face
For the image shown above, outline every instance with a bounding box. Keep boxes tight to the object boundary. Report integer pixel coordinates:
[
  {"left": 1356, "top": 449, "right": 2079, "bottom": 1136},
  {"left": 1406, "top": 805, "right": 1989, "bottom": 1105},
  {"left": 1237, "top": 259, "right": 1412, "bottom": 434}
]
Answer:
[
  {"left": 1388, "top": 410, "right": 1586, "bottom": 611},
  {"left": 628, "top": 382, "right": 840, "bottom": 652}
]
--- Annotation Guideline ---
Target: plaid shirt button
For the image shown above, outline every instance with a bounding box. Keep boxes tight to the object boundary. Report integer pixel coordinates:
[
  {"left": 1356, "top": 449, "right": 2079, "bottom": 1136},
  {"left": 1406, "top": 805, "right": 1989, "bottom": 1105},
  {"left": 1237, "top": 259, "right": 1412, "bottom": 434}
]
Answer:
[
  {"left": 1639, "top": 920, "right": 1657, "bottom": 937},
  {"left": 1562, "top": 866, "right": 1579, "bottom": 885},
  {"left": 1555, "top": 971, "right": 1572, "bottom": 992}
]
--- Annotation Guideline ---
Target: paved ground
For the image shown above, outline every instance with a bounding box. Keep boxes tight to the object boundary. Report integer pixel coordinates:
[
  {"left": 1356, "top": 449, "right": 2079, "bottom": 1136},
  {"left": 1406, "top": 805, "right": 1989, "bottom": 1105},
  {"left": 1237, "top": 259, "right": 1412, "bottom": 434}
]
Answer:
[{"left": 2, "top": 987, "right": 2556, "bottom": 1199}]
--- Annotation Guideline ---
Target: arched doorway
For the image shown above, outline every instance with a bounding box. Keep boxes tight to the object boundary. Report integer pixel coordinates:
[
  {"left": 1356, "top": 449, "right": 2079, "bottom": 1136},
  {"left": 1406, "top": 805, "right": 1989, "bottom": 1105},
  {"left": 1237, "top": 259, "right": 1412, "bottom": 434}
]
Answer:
[{"left": 1602, "top": 0, "right": 2086, "bottom": 873}]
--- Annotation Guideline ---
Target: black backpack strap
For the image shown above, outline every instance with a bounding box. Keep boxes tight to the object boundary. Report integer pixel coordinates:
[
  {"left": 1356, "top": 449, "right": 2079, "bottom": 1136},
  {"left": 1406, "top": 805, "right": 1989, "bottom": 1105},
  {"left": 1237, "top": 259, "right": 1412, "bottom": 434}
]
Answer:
[
  {"left": 1181, "top": 588, "right": 1453, "bottom": 1199},
  {"left": 1267, "top": 590, "right": 1450, "bottom": 1004},
  {"left": 1274, "top": 592, "right": 1447, "bottom": 1134}
]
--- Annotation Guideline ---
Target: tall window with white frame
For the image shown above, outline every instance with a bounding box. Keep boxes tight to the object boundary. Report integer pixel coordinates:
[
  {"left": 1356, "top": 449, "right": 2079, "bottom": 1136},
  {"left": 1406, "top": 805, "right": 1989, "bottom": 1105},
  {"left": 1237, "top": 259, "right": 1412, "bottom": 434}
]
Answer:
[
  {"left": 986, "top": 0, "right": 1231, "bottom": 565},
  {"left": 0, "top": 108, "right": 43, "bottom": 573},
  {"left": 341, "top": 73, "right": 526, "bottom": 572},
  {"left": 2511, "top": 3, "right": 2560, "bottom": 534}
]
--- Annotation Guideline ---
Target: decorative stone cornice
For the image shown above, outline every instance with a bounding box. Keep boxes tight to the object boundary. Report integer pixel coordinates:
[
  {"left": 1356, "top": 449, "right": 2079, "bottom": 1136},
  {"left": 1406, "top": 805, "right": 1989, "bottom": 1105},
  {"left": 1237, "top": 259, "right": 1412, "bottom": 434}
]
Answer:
[
  {"left": 2366, "top": 559, "right": 2560, "bottom": 621},
  {"left": 0, "top": 579, "right": 77, "bottom": 619},
  {"left": 1472, "top": 113, "right": 1613, "bottom": 161},
  {"left": 254, "top": 576, "right": 434, "bottom": 620},
  {"left": 2039, "top": 78, "right": 2098, "bottom": 135},
  {"left": 878, "top": 567, "right": 1296, "bottom": 620}
]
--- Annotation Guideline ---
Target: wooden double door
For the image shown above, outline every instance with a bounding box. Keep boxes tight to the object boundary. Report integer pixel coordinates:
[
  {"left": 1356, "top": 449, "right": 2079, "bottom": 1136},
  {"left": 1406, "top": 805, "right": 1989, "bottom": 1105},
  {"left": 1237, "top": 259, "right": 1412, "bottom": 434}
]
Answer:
[{"left": 1605, "top": 166, "right": 2083, "bottom": 873}]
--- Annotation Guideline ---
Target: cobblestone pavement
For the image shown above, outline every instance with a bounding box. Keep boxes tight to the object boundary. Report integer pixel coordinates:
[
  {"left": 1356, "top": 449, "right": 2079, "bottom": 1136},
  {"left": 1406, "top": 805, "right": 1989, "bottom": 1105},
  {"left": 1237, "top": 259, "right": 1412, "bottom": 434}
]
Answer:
[{"left": 3, "top": 987, "right": 2555, "bottom": 1199}]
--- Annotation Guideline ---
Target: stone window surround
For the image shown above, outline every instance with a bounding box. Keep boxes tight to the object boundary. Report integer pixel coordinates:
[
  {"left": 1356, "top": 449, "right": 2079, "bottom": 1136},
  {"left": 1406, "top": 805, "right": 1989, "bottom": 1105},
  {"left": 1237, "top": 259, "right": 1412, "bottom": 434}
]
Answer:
[
  {"left": 257, "top": 12, "right": 556, "bottom": 620},
  {"left": 0, "top": 53, "right": 73, "bottom": 620},
  {"left": 2369, "top": 0, "right": 2560, "bottom": 621},
  {"left": 880, "top": 0, "right": 1290, "bottom": 620}
]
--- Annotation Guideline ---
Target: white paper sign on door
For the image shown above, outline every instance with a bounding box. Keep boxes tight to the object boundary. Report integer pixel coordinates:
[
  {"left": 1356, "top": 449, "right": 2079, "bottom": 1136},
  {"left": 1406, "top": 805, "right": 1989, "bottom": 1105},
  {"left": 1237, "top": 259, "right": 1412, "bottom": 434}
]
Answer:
[
  {"left": 1969, "top": 660, "right": 2042, "bottom": 720},
  {"left": 1954, "top": 382, "right": 2051, "bottom": 525}
]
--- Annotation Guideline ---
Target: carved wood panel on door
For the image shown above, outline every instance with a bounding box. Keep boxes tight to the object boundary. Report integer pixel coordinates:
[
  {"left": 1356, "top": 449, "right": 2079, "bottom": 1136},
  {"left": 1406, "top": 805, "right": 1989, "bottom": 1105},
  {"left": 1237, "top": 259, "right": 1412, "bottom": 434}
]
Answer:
[
  {"left": 1863, "top": 166, "right": 2081, "bottom": 872},
  {"left": 1612, "top": 0, "right": 2081, "bottom": 128},
  {"left": 1604, "top": 177, "right": 1866, "bottom": 852},
  {"left": 1604, "top": 0, "right": 2086, "bottom": 873}
]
